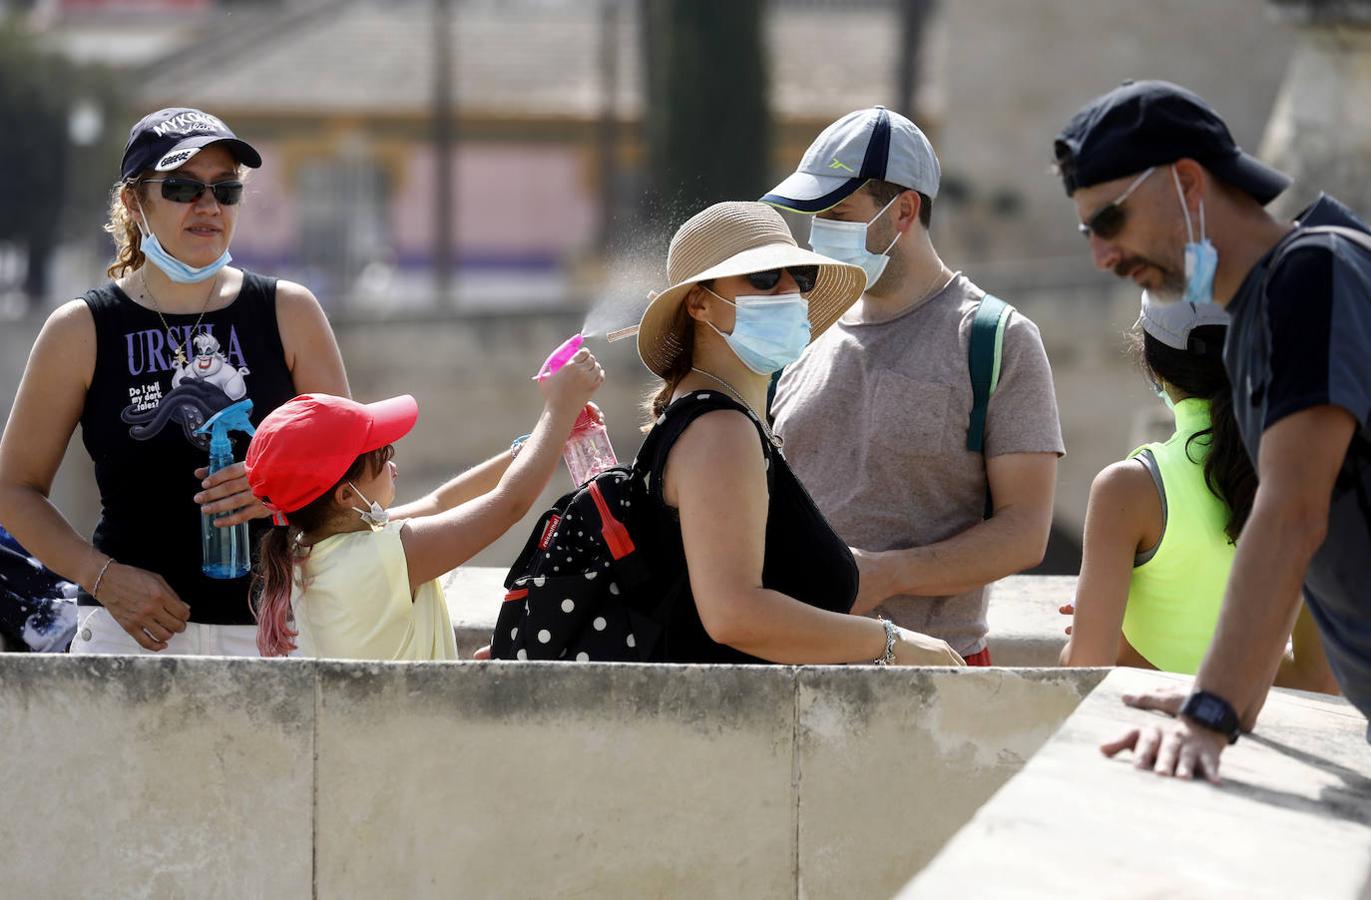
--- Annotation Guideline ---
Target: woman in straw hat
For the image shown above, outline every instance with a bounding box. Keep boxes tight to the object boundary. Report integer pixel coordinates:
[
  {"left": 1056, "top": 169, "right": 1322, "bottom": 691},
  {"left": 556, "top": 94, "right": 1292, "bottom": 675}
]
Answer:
[{"left": 632, "top": 201, "right": 963, "bottom": 665}]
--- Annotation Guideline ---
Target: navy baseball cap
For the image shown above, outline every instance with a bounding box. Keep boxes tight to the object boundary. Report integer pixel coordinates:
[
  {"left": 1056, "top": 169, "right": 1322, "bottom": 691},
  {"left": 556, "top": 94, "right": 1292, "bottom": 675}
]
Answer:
[
  {"left": 120, "top": 107, "right": 262, "bottom": 181},
  {"left": 762, "top": 106, "right": 940, "bottom": 214},
  {"left": 1054, "top": 80, "right": 1290, "bottom": 204}
]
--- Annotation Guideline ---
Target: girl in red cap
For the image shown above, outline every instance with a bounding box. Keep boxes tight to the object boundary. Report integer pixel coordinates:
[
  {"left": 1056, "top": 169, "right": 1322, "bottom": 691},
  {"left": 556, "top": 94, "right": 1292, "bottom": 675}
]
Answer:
[{"left": 245, "top": 349, "right": 602, "bottom": 659}]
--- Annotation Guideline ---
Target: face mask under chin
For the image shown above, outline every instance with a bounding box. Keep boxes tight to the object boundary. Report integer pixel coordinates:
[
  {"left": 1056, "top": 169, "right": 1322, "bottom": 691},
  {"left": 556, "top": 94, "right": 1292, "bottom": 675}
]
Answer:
[{"left": 137, "top": 205, "right": 233, "bottom": 284}]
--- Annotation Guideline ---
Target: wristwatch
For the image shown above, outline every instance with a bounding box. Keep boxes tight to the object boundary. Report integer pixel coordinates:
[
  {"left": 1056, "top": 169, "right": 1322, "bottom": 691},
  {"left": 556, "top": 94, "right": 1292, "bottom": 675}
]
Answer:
[
  {"left": 874, "top": 618, "right": 898, "bottom": 666},
  {"left": 1180, "top": 690, "right": 1242, "bottom": 744}
]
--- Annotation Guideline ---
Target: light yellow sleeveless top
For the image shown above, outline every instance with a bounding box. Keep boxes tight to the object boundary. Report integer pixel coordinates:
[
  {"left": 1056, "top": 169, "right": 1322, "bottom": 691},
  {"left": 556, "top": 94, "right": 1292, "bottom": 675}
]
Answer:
[
  {"left": 292, "top": 521, "right": 458, "bottom": 661},
  {"left": 1121, "top": 398, "right": 1235, "bottom": 674}
]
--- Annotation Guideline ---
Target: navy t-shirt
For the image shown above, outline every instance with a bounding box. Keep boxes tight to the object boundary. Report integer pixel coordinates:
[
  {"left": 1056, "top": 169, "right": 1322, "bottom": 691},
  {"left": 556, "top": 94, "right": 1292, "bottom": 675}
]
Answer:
[{"left": 1224, "top": 194, "right": 1371, "bottom": 734}]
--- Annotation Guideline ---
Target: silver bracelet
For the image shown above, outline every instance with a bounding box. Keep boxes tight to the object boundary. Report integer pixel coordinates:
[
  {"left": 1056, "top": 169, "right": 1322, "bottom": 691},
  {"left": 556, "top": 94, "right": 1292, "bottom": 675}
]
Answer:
[
  {"left": 875, "top": 617, "right": 897, "bottom": 666},
  {"left": 509, "top": 433, "right": 532, "bottom": 460},
  {"left": 91, "top": 556, "right": 115, "bottom": 600}
]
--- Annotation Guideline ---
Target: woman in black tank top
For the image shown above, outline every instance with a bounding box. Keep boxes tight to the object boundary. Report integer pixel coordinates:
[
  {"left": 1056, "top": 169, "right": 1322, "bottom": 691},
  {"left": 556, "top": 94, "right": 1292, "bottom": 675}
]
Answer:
[
  {"left": 0, "top": 107, "right": 349, "bottom": 655},
  {"left": 632, "top": 202, "right": 964, "bottom": 666}
]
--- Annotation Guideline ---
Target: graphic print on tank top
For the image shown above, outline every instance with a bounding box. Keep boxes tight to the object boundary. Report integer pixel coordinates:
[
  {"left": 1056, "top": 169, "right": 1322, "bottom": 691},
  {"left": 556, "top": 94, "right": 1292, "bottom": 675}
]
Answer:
[{"left": 120, "top": 323, "right": 252, "bottom": 449}]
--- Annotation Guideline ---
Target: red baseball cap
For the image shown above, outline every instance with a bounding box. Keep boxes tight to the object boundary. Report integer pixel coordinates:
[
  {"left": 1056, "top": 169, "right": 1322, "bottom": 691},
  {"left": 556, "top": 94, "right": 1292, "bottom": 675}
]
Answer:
[{"left": 246, "top": 393, "right": 418, "bottom": 523}]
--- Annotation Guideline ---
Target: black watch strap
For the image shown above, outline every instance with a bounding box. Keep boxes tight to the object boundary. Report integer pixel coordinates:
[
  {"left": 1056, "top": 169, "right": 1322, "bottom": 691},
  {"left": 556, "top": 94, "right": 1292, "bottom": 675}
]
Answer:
[{"left": 1180, "top": 690, "right": 1242, "bottom": 744}]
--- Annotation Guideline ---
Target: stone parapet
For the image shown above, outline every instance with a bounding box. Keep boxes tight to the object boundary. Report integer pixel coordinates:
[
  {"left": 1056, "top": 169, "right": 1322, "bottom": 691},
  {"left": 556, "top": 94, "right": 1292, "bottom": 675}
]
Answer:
[
  {"left": 899, "top": 667, "right": 1371, "bottom": 899},
  {"left": 0, "top": 655, "right": 1096, "bottom": 898}
]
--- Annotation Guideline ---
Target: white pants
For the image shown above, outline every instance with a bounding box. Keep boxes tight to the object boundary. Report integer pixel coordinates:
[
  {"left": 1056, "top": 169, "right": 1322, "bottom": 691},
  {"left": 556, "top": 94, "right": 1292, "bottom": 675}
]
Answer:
[{"left": 68, "top": 606, "right": 261, "bottom": 657}]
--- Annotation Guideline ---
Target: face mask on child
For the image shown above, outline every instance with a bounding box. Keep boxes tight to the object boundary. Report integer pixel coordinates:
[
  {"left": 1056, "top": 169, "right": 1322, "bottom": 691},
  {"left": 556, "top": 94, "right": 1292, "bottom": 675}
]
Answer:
[{"left": 348, "top": 482, "right": 389, "bottom": 527}]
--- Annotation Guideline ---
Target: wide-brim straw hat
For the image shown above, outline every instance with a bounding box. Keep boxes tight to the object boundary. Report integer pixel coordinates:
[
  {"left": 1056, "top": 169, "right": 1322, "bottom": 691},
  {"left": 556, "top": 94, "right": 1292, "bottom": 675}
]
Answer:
[{"left": 636, "top": 201, "right": 867, "bottom": 377}]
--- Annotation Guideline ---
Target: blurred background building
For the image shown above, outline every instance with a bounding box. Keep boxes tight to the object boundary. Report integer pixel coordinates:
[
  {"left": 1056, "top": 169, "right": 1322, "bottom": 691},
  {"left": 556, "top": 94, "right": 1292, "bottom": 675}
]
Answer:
[{"left": 0, "top": 0, "right": 1350, "bottom": 573}]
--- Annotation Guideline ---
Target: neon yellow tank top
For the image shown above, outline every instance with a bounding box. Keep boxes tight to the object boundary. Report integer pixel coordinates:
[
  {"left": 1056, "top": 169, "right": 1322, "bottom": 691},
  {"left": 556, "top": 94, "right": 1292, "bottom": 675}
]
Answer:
[{"left": 1121, "top": 398, "right": 1235, "bottom": 674}]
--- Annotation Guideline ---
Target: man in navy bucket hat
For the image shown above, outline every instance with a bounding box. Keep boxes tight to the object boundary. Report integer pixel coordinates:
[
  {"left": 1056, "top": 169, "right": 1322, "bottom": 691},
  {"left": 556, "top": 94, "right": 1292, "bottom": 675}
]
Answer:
[
  {"left": 1055, "top": 79, "right": 1371, "bottom": 778},
  {"left": 762, "top": 106, "right": 1065, "bottom": 667}
]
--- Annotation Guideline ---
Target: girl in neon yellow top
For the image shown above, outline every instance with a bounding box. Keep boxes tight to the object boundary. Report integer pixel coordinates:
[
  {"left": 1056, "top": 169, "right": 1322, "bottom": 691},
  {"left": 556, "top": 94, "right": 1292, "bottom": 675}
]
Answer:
[
  {"left": 243, "top": 350, "right": 604, "bottom": 660},
  {"left": 1061, "top": 296, "right": 1335, "bottom": 692}
]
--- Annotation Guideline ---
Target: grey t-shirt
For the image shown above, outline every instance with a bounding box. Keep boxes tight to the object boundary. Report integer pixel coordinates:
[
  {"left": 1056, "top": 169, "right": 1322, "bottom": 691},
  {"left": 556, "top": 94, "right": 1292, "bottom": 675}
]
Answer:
[
  {"left": 772, "top": 272, "right": 1065, "bottom": 656},
  {"left": 1224, "top": 194, "right": 1371, "bottom": 734}
]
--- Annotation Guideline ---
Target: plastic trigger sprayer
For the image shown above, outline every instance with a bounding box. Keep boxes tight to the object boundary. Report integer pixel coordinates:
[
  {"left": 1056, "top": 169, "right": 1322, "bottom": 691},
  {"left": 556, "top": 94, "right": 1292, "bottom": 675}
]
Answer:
[
  {"left": 534, "top": 333, "right": 617, "bottom": 486},
  {"left": 193, "top": 398, "right": 256, "bottom": 579}
]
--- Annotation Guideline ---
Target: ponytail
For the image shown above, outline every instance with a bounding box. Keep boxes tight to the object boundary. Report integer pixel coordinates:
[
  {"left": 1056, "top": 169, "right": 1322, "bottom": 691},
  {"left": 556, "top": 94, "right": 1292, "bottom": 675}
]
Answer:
[{"left": 253, "top": 525, "right": 299, "bottom": 657}]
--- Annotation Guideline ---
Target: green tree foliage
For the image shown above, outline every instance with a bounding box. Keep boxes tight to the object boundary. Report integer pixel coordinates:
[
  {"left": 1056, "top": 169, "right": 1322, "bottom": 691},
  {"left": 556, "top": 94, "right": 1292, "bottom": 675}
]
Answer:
[{"left": 640, "top": 0, "right": 772, "bottom": 234}]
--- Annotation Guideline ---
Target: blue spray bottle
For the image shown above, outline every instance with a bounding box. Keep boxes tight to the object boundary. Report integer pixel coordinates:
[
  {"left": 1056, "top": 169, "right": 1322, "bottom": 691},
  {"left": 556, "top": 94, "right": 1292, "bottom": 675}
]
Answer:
[{"left": 193, "top": 399, "right": 256, "bottom": 579}]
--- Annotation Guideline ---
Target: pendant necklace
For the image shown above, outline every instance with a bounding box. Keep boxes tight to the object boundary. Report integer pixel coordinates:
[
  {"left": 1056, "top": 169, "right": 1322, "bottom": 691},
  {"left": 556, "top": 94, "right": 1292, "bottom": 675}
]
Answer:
[{"left": 140, "top": 267, "right": 219, "bottom": 368}]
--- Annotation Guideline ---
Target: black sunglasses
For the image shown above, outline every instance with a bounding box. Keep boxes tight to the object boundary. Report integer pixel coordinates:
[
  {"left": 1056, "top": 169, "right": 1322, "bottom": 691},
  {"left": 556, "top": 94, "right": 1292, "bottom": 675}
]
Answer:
[
  {"left": 1076, "top": 166, "right": 1156, "bottom": 240},
  {"left": 140, "top": 177, "right": 245, "bottom": 206},
  {"left": 745, "top": 266, "right": 819, "bottom": 293}
]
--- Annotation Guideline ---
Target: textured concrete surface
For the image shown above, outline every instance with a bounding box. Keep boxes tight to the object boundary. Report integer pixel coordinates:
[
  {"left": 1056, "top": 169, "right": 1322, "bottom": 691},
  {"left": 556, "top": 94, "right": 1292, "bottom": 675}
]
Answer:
[
  {"left": 900, "top": 667, "right": 1371, "bottom": 899},
  {"left": 795, "top": 667, "right": 1105, "bottom": 900},
  {"left": 0, "top": 656, "right": 1103, "bottom": 898},
  {"left": 9, "top": 655, "right": 1361, "bottom": 898},
  {"left": 0, "top": 654, "right": 314, "bottom": 899},
  {"left": 314, "top": 661, "right": 799, "bottom": 899},
  {"left": 444, "top": 567, "right": 1076, "bottom": 665}
]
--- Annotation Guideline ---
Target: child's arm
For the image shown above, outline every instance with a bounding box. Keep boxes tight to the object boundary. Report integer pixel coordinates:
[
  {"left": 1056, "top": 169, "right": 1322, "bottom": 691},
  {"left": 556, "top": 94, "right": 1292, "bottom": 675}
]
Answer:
[
  {"left": 388, "top": 451, "right": 513, "bottom": 522},
  {"left": 397, "top": 349, "right": 604, "bottom": 593}
]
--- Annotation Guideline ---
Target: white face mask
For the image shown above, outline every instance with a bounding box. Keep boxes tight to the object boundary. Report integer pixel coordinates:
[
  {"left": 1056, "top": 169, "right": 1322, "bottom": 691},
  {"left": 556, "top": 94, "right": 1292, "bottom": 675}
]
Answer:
[
  {"left": 806, "top": 194, "right": 902, "bottom": 289},
  {"left": 347, "top": 481, "right": 389, "bottom": 527}
]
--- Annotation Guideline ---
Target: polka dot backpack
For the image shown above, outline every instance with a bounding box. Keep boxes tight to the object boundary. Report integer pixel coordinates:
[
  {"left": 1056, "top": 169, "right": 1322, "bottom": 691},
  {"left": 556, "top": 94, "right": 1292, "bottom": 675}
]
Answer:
[{"left": 491, "top": 391, "right": 773, "bottom": 662}]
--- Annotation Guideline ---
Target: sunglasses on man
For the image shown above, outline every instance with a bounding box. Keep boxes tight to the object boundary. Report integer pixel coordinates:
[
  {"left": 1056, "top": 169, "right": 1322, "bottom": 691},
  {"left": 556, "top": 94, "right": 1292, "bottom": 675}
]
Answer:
[
  {"left": 745, "top": 266, "right": 819, "bottom": 293},
  {"left": 140, "top": 177, "right": 245, "bottom": 206},
  {"left": 1077, "top": 166, "right": 1156, "bottom": 240}
]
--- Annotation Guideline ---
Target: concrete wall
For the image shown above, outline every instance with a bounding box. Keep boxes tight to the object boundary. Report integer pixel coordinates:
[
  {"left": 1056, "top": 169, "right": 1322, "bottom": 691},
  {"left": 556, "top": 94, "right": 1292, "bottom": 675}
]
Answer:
[
  {"left": 900, "top": 667, "right": 1371, "bottom": 899},
  {"left": 0, "top": 655, "right": 1100, "bottom": 899}
]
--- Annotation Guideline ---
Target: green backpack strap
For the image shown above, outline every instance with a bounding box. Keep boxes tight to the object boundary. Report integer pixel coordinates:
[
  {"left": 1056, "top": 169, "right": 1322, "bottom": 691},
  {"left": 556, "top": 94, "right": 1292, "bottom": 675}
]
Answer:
[
  {"left": 967, "top": 294, "right": 1013, "bottom": 518},
  {"left": 966, "top": 293, "right": 1012, "bottom": 453}
]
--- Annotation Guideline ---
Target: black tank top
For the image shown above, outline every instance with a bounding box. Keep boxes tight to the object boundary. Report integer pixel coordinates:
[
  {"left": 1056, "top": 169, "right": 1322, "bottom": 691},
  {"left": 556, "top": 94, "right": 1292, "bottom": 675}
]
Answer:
[
  {"left": 643, "top": 390, "right": 858, "bottom": 664},
  {"left": 78, "top": 272, "right": 297, "bottom": 624}
]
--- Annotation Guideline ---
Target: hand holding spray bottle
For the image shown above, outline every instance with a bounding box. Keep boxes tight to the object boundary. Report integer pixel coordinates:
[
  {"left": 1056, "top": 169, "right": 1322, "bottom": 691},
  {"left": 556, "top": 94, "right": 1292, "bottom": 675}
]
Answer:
[
  {"left": 535, "top": 333, "right": 617, "bottom": 486},
  {"left": 193, "top": 398, "right": 256, "bottom": 579}
]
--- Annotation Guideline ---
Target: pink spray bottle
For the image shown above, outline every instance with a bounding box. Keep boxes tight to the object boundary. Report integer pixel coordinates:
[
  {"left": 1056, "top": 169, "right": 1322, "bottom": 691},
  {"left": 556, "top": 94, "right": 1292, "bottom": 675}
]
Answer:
[{"left": 535, "top": 333, "right": 618, "bottom": 486}]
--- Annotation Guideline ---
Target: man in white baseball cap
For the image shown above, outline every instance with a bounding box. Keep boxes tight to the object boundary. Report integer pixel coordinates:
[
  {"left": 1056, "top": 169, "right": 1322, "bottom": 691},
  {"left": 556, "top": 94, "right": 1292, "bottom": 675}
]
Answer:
[{"left": 762, "top": 106, "right": 1065, "bottom": 665}]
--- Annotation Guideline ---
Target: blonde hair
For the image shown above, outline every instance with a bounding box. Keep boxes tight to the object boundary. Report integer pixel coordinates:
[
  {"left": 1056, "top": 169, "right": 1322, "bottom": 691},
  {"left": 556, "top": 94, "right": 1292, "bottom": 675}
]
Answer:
[{"left": 103, "top": 179, "right": 147, "bottom": 279}]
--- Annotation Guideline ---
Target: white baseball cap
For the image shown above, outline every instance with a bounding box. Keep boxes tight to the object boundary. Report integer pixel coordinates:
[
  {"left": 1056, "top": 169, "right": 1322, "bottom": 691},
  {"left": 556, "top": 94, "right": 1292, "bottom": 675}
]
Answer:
[
  {"left": 1137, "top": 293, "right": 1230, "bottom": 350},
  {"left": 761, "top": 106, "right": 940, "bottom": 214}
]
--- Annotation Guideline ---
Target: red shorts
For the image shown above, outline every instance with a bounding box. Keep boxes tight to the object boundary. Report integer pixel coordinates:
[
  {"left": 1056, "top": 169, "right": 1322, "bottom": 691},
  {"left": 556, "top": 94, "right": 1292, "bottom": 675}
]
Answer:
[{"left": 962, "top": 647, "right": 992, "bottom": 667}]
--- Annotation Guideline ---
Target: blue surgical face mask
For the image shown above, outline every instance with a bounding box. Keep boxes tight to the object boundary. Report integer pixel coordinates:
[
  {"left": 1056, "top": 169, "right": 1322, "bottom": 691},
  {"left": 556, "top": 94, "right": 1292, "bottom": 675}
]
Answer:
[
  {"left": 137, "top": 207, "right": 233, "bottom": 284},
  {"left": 704, "top": 288, "right": 811, "bottom": 375},
  {"left": 1170, "top": 166, "right": 1217, "bottom": 305},
  {"left": 806, "top": 194, "right": 902, "bottom": 290}
]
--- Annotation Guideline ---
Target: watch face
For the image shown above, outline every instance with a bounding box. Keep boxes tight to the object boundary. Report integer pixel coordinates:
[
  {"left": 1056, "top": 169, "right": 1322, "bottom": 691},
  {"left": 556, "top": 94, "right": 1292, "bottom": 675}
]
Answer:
[
  {"left": 1195, "top": 695, "right": 1222, "bottom": 720},
  {"left": 1184, "top": 691, "right": 1238, "bottom": 741}
]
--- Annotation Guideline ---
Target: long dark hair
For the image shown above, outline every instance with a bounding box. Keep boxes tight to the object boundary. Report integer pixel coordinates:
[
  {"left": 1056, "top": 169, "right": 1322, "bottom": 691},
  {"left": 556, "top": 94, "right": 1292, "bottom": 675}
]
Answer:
[
  {"left": 1136, "top": 324, "right": 1254, "bottom": 543},
  {"left": 252, "top": 445, "right": 394, "bottom": 656}
]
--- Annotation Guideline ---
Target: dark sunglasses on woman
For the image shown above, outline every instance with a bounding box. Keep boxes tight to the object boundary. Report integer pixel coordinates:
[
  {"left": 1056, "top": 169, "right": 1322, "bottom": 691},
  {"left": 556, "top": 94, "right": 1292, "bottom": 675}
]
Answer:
[
  {"left": 140, "top": 177, "right": 245, "bottom": 206},
  {"left": 745, "top": 266, "right": 819, "bottom": 293}
]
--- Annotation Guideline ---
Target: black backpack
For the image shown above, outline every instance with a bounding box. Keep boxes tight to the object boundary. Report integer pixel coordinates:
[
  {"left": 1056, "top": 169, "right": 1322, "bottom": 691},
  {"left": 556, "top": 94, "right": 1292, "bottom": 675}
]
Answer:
[{"left": 491, "top": 391, "right": 770, "bottom": 662}]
